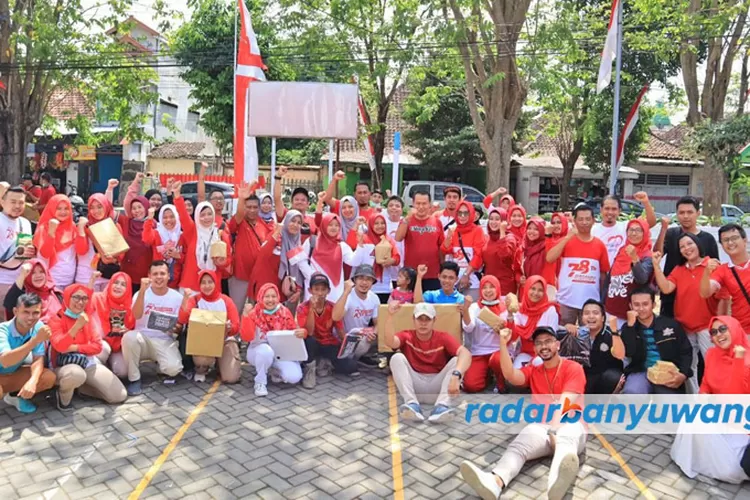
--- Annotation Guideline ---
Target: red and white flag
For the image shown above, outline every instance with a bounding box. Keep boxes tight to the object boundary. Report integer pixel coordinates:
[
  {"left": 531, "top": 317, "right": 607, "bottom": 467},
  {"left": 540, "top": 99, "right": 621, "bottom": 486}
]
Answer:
[
  {"left": 616, "top": 85, "right": 649, "bottom": 169},
  {"left": 353, "top": 76, "right": 376, "bottom": 172},
  {"left": 234, "top": 0, "right": 266, "bottom": 184},
  {"left": 597, "top": 0, "right": 620, "bottom": 94}
]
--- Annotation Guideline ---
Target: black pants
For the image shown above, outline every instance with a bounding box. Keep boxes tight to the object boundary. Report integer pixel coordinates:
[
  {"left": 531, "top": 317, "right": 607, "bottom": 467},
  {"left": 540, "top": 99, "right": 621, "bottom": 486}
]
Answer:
[
  {"left": 377, "top": 293, "right": 391, "bottom": 305},
  {"left": 177, "top": 330, "right": 194, "bottom": 372},
  {"left": 304, "top": 337, "right": 357, "bottom": 374},
  {"left": 659, "top": 293, "right": 675, "bottom": 317},
  {"left": 421, "top": 278, "right": 441, "bottom": 292},
  {"left": 585, "top": 368, "right": 623, "bottom": 394}
]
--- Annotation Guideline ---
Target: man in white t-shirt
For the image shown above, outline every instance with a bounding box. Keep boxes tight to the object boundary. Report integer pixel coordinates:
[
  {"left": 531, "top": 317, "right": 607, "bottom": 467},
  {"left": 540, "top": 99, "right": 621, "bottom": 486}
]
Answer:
[
  {"left": 122, "top": 260, "right": 184, "bottom": 395},
  {"left": 333, "top": 264, "right": 380, "bottom": 362},
  {"left": 0, "top": 186, "right": 35, "bottom": 320},
  {"left": 592, "top": 193, "right": 656, "bottom": 266}
]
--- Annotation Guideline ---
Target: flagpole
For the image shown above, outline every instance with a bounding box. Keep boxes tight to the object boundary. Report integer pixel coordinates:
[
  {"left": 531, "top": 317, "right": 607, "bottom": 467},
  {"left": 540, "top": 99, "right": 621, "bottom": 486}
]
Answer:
[
  {"left": 608, "top": 0, "right": 624, "bottom": 195},
  {"left": 233, "top": 1, "right": 238, "bottom": 178}
]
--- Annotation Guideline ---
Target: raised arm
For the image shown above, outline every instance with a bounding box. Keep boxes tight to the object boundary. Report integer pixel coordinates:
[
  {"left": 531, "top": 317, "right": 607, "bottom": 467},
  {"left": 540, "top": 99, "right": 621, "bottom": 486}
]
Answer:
[
  {"left": 653, "top": 217, "right": 670, "bottom": 254},
  {"left": 546, "top": 229, "right": 575, "bottom": 263},
  {"left": 197, "top": 162, "right": 207, "bottom": 203},
  {"left": 497, "top": 328, "right": 526, "bottom": 386},
  {"left": 105, "top": 179, "right": 118, "bottom": 206},
  {"left": 384, "top": 301, "right": 403, "bottom": 350},
  {"left": 332, "top": 279, "right": 354, "bottom": 322},
  {"left": 274, "top": 166, "right": 288, "bottom": 220},
  {"left": 700, "top": 259, "right": 721, "bottom": 298},
  {"left": 132, "top": 279, "right": 150, "bottom": 320},
  {"left": 413, "top": 265, "right": 427, "bottom": 303},
  {"left": 124, "top": 172, "right": 143, "bottom": 218},
  {"left": 633, "top": 192, "right": 657, "bottom": 228},
  {"left": 651, "top": 252, "right": 676, "bottom": 295},
  {"left": 324, "top": 170, "right": 345, "bottom": 208},
  {"left": 234, "top": 182, "right": 252, "bottom": 225}
]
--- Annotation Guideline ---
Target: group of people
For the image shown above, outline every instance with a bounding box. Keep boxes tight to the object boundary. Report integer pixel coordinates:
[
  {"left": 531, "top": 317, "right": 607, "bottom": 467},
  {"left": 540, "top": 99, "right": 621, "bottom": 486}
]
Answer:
[{"left": 1, "top": 168, "right": 749, "bottom": 499}]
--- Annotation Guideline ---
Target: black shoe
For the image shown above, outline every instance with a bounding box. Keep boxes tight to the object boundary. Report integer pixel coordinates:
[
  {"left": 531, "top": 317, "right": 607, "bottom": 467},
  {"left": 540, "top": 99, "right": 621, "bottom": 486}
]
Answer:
[
  {"left": 358, "top": 355, "right": 380, "bottom": 367},
  {"left": 55, "top": 390, "right": 73, "bottom": 412}
]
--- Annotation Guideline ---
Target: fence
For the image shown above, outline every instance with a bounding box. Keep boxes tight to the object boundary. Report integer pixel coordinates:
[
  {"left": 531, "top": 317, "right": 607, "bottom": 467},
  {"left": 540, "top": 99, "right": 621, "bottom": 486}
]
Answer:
[{"left": 157, "top": 173, "right": 236, "bottom": 186}]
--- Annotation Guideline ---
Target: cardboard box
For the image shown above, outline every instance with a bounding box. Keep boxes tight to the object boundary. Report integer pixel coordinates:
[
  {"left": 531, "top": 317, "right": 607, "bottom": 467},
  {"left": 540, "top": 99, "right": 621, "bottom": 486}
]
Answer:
[
  {"left": 186, "top": 309, "right": 227, "bottom": 358},
  {"left": 377, "top": 304, "right": 462, "bottom": 352},
  {"left": 88, "top": 218, "right": 130, "bottom": 257},
  {"left": 375, "top": 239, "right": 392, "bottom": 264}
]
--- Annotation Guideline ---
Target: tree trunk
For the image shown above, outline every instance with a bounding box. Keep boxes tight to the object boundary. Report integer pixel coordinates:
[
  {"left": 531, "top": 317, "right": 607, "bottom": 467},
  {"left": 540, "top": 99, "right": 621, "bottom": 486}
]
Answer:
[
  {"left": 0, "top": 107, "right": 25, "bottom": 185},
  {"left": 702, "top": 156, "right": 726, "bottom": 219},
  {"left": 739, "top": 51, "right": 749, "bottom": 116},
  {"left": 560, "top": 158, "right": 576, "bottom": 211},
  {"left": 484, "top": 121, "right": 516, "bottom": 191}
]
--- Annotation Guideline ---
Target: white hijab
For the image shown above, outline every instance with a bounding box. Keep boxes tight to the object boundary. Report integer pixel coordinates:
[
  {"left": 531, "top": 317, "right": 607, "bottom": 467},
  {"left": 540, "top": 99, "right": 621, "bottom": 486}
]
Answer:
[
  {"left": 194, "top": 202, "right": 219, "bottom": 271},
  {"left": 156, "top": 204, "right": 182, "bottom": 246}
]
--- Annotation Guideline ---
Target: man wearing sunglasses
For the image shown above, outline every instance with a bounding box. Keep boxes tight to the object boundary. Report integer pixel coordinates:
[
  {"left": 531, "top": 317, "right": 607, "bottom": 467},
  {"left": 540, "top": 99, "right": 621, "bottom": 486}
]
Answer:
[
  {"left": 620, "top": 287, "right": 692, "bottom": 394},
  {"left": 700, "top": 223, "right": 750, "bottom": 333}
]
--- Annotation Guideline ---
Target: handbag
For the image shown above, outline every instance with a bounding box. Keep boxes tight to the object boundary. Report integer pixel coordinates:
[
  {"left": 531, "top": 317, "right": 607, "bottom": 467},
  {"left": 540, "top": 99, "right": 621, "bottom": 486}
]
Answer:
[
  {"left": 56, "top": 352, "right": 89, "bottom": 369},
  {"left": 558, "top": 332, "right": 591, "bottom": 368}
]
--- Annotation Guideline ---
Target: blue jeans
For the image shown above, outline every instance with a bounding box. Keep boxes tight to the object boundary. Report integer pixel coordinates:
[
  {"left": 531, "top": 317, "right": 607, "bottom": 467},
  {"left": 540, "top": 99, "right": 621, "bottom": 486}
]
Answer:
[
  {"left": 623, "top": 371, "right": 685, "bottom": 394},
  {"left": 304, "top": 337, "right": 357, "bottom": 374}
]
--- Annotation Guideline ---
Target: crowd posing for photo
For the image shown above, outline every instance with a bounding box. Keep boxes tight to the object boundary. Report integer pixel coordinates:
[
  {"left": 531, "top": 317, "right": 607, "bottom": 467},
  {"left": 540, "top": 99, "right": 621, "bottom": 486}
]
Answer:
[{"left": 1, "top": 169, "right": 750, "bottom": 500}]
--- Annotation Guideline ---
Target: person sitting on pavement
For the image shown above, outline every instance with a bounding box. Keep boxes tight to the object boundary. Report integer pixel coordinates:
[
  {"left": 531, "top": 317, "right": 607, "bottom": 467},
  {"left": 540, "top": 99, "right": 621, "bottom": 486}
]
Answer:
[
  {"left": 297, "top": 273, "right": 358, "bottom": 389},
  {"left": 91, "top": 272, "right": 135, "bottom": 379},
  {"left": 620, "top": 287, "right": 692, "bottom": 394},
  {"left": 241, "top": 283, "right": 305, "bottom": 397},
  {"left": 671, "top": 316, "right": 750, "bottom": 484},
  {"left": 512, "top": 275, "right": 559, "bottom": 369},
  {"left": 579, "top": 299, "right": 625, "bottom": 394},
  {"left": 459, "top": 326, "right": 586, "bottom": 500},
  {"left": 49, "top": 284, "right": 127, "bottom": 411},
  {"left": 332, "top": 264, "right": 380, "bottom": 364},
  {"left": 0, "top": 294, "right": 56, "bottom": 414},
  {"left": 122, "top": 260, "right": 185, "bottom": 396},
  {"left": 384, "top": 300, "right": 472, "bottom": 423},
  {"left": 414, "top": 262, "right": 466, "bottom": 305}
]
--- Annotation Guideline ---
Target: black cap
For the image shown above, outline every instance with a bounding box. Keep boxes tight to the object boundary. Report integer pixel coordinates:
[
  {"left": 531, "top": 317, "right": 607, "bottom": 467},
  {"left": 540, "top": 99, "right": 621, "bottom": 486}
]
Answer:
[
  {"left": 292, "top": 187, "right": 310, "bottom": 201},
  {"left": 531, "top": 326, "right": 557, "bottom": 341},
  {"left": 22, "top": 174, "right": 33, "bottom": 181},
  {"left": 309, "top": 273, "right": 330, "bottom": 288}
]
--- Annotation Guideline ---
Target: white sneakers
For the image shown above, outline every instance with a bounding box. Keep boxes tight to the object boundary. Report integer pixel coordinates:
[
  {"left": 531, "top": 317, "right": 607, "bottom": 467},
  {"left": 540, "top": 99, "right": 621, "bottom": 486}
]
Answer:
[
  {"left": 459, "top": 461, "right": 502, "bottom": 500},
  {"left": 547, "top": 451, "right": 579, "bottom": 500},
  {"left": 254, "top": 383, "right": 268, "bottom": 396},
  {"left": 194, "top": 373, "right": 206, "bottom": 383}
]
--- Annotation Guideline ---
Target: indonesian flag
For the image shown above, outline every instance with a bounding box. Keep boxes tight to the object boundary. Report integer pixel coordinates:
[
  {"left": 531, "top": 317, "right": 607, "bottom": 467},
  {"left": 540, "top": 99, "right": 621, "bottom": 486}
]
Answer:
[
  {"left": 597, "top": 0, "right": 620, "bottom": 94},
  {"left": 234, "top": 0, "right": 266, "bottom": 183},
  {"left": 616, "top": 85, "right": 649, "bottom": 169},
  {"left": 353, "top": 76, "right": 376, "bottom": 172},
  {"left": 286, "top": 246, "right": 307, "bottom": 267}
]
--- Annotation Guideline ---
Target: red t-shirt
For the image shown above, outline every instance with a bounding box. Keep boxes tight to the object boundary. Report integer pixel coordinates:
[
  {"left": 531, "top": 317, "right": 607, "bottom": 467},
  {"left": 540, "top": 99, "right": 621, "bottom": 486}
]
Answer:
[
  {"left": 38, "top": 185, "right": 56, "bottom": 207},
  {"left": 711, "top": 262, "right": 750, "bottom": 332},
  {"left": 228, "top": 217, "right": 268, "bottom": 281},
  {"left": 24, "top": 185, "right": 42, "bottom": 200},
  {"left": 520, "top": 358, "right": 586, "bottom": 405},
  {"left": 296, "top": 300, "right": 342, "bottom": 346},
  {"left": 395, "top": 329, "right": 460, "bottom": 374},
  {"left": 403, "top": 216, "right": 445, "bottom": 279},
  {"left": 669, "top": 258, "right": 727, "bottom": 333}
]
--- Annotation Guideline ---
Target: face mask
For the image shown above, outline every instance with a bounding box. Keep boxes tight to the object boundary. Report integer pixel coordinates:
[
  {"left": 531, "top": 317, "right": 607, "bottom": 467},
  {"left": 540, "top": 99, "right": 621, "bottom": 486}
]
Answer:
[
  {"left": 64, "top": 309, "right": 81, "bottom": 319},
  {"left": 263, "top": 304, "right": 281, "bottom": 315}
]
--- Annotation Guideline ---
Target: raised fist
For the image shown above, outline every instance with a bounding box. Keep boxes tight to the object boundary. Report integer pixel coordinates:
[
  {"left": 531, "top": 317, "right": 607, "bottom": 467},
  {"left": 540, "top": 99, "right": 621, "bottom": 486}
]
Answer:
[
  {"left": 36, "top": 325, "right": 52, "bottom": 344},
  {"left": 627, "top": 310, "right": 637, "bottom": 327},
  {"left": 140, "top": 278, "right": 151, "bottom": 290},
  {"left": 134, "top": 172, "right": 144, "bottom": 182},
  {"left": 108, "top": 179, "right": 119, "bottom": 189},
  {"left": 148, "top": 207, "right": 156, "bottom": 219},
  {"left": 652, "top": 251, "right": 663, "bottom": 265},
  {"left": 499, "top": 328, "right": 512, "bottom": 345},
  {"left": 344, "top": 279, "right": 355, "bottom": 293},
  {"left": 317, "top": 191, "right": 327, "bottom": 202},
  {"left": 20, "top": 263, "right": 32, "bottom": 279},
  {"left": 735, "top": 345, "right": 746, "bottom": 359},
  {"left": 707, "top": 258, "right": 721, "bottom": 273},
  {"left": 661, "top": 216, "right": 671, "bottom": 228},
  {"left": 76, "top": 312, "right": 89, "bottom": 326},
  {"left": 277, "top": 166, "right": 289, "bottom": 177},
  {"left": 47, "top": 218, "right": 60, "bottom": 237},
  {"left": 387, "top": 300, "right": 402, "bottom": 315},
  {"left": 334, "top": 170, "right": 346, "bottom": 181},
  {"left": 633, "top": 191, "right": 649, "bottom": 204},
  {"left": 417, "top": 265, "right": 428, "bottom": 278},
  {"left": 624, "top": 245, "right": 637, "bottom": 259}
]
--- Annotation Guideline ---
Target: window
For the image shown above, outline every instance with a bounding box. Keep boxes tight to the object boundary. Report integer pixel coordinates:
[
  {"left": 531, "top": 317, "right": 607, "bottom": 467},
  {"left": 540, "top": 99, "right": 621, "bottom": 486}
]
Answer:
[
  {"left": 408, "top": 184, "right": 429, "bottom": 198},
  {"left": 668, "top": 175, "right": 690, "bottom": 186},
  {"left": 180, "top": 183, "right": 197, "bottom": 194},
  {"left": 726, "top": 206, "right": 743, "bottom": 218},
  {"left": 187, "top": 110, "right": 199, "bottom": 133},
  {"left": 433, "top": 184, "right": 448, "bottom": 201},
  {"left": 645, "top": 174, "right": 668, "bottom": 185},
  {"left": 158, "top": 100, "right": 178, "bottom": 127},
  {"left": 463, "top": 188, "right": 484, "bottom": 203}
]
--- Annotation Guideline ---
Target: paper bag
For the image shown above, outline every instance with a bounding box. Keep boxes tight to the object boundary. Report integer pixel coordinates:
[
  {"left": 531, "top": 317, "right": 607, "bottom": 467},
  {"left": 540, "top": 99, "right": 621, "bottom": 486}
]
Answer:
[
  {"left": 23, "top": 203, "right": 39, "bottom": 222},
  {"left": 377, "top": 304, "right": 462, "bottom": 352},
  {"left": 140, "top": 175, "right": 159, "bottom": 195},
  {"left": 88, "top": 218, "right": 130, "bottom": 256},
  {"left": 647, "top": 360, "right": 678, "bottom": 385},
  {"left": 478, "top": 308, "right": 503, "bottom": 329},
  {"left": 375, "top": 238, "right": 392, "bottom": 264},
  {"left": 186, "top": 309, "right": 227, "bottom": 358},
  {"left": 209, "top": 240, "right": 227, "bottom": 258}
]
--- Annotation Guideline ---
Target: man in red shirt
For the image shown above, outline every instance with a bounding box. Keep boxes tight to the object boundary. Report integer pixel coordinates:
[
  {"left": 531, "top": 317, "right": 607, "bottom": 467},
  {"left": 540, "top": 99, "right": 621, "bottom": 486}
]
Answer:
[
  {"left": 273, "top": 166, "right": 317, "bottom": 241},
  {"left": 384, "top": 301, "right": 472, "bottom": 423},
  {"left": 297, "top": 273, "right": 358, "bottom": 389},
  {"left": 323, "top": 170, "right": 377, "bottom": 221},
  {"left": 701, "top": 223, "right": 750, "bottom": 332},
  {"left": 460, "top": 326, "right": 586, "bottom": 500},
  {"left": 228, "top": 184, "right": 268, "bottom": 312},
  {"left": 35, "top": 173, "right": 56, "bottom": 213},
  {"left": 395, "top": 190, "right": 445, "bottom": 292},
  {"left": 21, "top": 174, "right": 41, "bottom": 203}
]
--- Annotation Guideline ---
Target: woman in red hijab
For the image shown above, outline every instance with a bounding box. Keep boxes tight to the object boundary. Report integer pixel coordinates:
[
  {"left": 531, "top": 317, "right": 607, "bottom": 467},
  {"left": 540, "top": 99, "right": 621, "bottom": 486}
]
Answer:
[
  {"left": 482, "top": 207, "right": 517, "bottom": 296},
  {"left": 511, "top": 275, "right": 559, "bottom": 368},
  {"left": 91, "top": 272, "right": 134, "bottom": 379},
  {"left": 76, "top": 193, "right": 123, "bottom": 292},
  {"left": 3, "top": 259, "right": 63, "bottom": 323},
  {"left": 119, "top": 195, "right": 153, "bottom": 292},
  {"left": 33, "top": 195, "right": 88, "bottom": 289},
  {"left": 671, "top": 316, "right": 750, "bottom": 484},
  {"left": 507, "top": 205, "right": 527, "bottom": 292},
  {"left": 177, "top": 270, "right": 240, "bottom": 384},
  {"left": 605, "top": 218, "right": 654, "bottom": 329},
  {"left": 461, "top": 276, "right": 509, "bottom": 392},
  {"left": 520, "top": 218, "right": 547, "bottom": 292},
  {"left": 49, "top": 284, "right": 127, "bottom": 411},
  {"left": 441, "top": 201, "right": 485, "bottom": 300},
  {"left": 361, "top": 213, "right": 401, "bottom": 303},
  {"left": 542, "top": 212, "right": 569, "bottom": 287}
]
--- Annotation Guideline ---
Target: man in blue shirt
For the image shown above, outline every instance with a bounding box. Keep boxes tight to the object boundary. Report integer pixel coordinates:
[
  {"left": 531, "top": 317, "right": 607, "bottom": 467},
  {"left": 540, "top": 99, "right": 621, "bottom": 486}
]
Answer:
[
  {"left": 415, "top": 262, "right": 466, "bottom": 305},
  {"left": 0, "top": 293, "right": 56, "bottom": 413}
]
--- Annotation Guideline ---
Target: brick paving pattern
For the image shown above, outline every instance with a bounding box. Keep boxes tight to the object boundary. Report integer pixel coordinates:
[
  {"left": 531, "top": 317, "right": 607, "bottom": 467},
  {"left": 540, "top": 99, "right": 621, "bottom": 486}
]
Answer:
[{"left": 2, "top": 362, "right": 750, "bottom": 499}]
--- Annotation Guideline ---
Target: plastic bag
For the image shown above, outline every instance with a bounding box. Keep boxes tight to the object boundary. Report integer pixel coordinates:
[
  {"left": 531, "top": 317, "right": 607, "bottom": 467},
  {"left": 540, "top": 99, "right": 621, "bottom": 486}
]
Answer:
[{"left": 558, "top": 332, "right": 591, "bottom": 368}]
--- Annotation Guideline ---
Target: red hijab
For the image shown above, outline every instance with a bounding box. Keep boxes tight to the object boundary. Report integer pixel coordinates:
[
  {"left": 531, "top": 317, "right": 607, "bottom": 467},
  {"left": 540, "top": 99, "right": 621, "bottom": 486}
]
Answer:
[
  {"left": 508, "top": 205, "right": 527, "bottom": 241},
  {"left": 611, "top": 218, "right": 652, "bottom": 275},
  {"left": 366, "top": 213, "right": 398, "bottom": 280},
  {"left": 61, "top": 284, "right": 93, "bottom": 316},
  {"left": 478, "top": 275, "right": 505, "bottom": 316},
  {"left": 249, "top": 283, "right": 295, "bottom": 335},
  {"left": 703, "top": 316, "right": 750, "bottom": 394},
  {"left": 312, "top": 213, "right": 344, "bottom": 287},
  {"left": 92, "top": 272, "right": 134, "bottom": 332},
  {"left": 550, "top": 212, "right": 569, "bottom": 242},
  {"left": 454, "top": 201, "right": 477, "bottom": 235},
  {"left": 523, "top": 218, "right": 547, "bottom": 278},
  {"left": 198, "top": 270, "right": 222, "bottom": 302},
  {"left": 516, "top": 275, "right": 556, "bottom": 341},
  {"left": 32, "top": 194, "right": 77, "bottom": 269},
  {"left": 486, "top": 207, "right": 508, "bottom": 242},
  {"left": 499, "top": 194, "right": 515, "bottom": 209},
  {"left": 87, "top": 194, "right": 115, "bottom": 225},
  {"left": 24, "top": 259, "right": 62, "bottom": 322}
]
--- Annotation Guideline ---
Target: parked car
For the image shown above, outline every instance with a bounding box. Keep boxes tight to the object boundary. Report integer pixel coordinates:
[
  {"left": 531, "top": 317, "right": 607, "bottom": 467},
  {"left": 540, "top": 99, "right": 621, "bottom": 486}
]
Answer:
[
  {"left": 180, "top": 181, "right": 237, "bottom": 217},
  {"left": 694, "top": 204, "right": 746, "bottom": 224},
  {"left": 401, "top": 181, "right": 486, "bottom": 208},
  {"left": 577, "top": 197, "right": 645, "bottom": 218}
]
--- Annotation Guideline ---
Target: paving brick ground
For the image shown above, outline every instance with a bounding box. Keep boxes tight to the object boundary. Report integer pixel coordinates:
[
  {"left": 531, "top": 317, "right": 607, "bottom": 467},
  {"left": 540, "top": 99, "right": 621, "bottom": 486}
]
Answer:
[{"left": 2, "top": 361, "right": 750, "bottom": 499}]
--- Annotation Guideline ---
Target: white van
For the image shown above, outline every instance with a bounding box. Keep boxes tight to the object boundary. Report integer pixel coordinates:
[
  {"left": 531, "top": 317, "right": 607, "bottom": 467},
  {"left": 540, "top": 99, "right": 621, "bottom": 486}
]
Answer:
[{"left": 401, "top": 181, "right": 486, "bottom": 208}]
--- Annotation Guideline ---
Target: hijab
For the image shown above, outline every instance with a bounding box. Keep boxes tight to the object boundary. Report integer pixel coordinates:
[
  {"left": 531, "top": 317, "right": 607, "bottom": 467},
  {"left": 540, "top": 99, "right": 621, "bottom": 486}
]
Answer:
[
  {"left": 338, "top": 195, "right": 360, "bottom": 242},
  {"left": 704, "top": 316, "right": 750, "bottom": 394},
  {"left": 523, "top": 218, "right": 547, "bottom": 278},
  {"left": 499, "top": 194, "right": 516, "bottom": 209},
  {"left": 507, "top": 205, "right": 527, "bottom": 241},
  {"left": 194, "top": 202, "right": 220, "bottom": 271},
  {"left": 156, "top": 204, "right": 182, "bottom": 247},
  {"left": 24, "top": 259, "right": 62, "bottom": 322},
  {"left": 91, "top": 272, "right": 134, "bottom": 332},
  {"left": 516, "top": 275, "right": 556, "bottom": 341},
  {"left": 249, "top": 283, "right": 295, "bottom": 337},
  {"left": 61, "top": 284, "right": 93, "bottom": 320},
  {"left": 312, "top": 213, "right": 344, "bottom": 287},
  {"left": 197, "top": 270, "right": 223, "bottom": 305},
  {"left": 611, "top": 218, "right": 652, "bottom": 275},
  {"left": 454, "top": 201, "right": 477, "bottom": 236},
  {"left": 123, "top": 196, "right": 151, "bottom": 261},
  {"left": 486, "top": 207, "right": 508, "bottom": 242},
  {"left": 32, "top": 195, "right": 77, "bottom": 269},
  {"left": 278, "top": 210, "right": 304, "bottom": 284},
  {"left": 87, "top": 194, "right": 114, "bottom": 225},
  {"left": 550, "top": 212, "right": 569, "bottom": 242},
  {"left": 258, "top": 193, "right": 275, "bottom": 223},
  {"left": 366, "top": 213, "right": 399, "bottom": 281},
  {"left": 478, "top": 275, "right": 505, "bottom": 316}
]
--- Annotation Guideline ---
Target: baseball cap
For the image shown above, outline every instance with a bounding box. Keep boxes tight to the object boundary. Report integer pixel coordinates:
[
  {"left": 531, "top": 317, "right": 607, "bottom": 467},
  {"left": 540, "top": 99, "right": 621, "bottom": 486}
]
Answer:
[
  {"left": 292, "top": 187, "right": 310, "bottom": 200},
  {"left": 443, "top": 185, "right": 462, "bottom": 197},
  {"left": 413, "top": 302, "right": 436, "bottom": 320},
  {"left": 351, "top": 264, "right": 376, "bottom": 281},
  {"left": 531, "top": 326, "right": 557, "bottom": 342},
  {"left": 309, "top": 273, "right": 330, "bottom": 289}
]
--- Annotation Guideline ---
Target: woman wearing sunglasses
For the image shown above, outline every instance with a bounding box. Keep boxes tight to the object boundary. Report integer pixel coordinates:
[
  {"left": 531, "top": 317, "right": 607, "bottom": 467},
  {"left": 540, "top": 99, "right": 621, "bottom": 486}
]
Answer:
[{"left": 670, "top": 316, "right": 750, "bottom": 484}]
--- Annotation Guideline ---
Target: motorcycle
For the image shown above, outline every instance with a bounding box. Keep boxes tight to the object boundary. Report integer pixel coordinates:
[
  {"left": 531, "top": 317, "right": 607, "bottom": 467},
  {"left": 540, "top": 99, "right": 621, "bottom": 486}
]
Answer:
[{"left": 66, "top": 182, "right": 88, "bottom": 222}]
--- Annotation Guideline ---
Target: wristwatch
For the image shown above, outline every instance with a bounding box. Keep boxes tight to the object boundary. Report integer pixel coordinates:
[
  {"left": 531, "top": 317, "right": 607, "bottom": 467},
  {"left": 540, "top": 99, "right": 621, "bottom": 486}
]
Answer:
[{"left": 451, "top": 370, "right": 463, "bottom": 381}]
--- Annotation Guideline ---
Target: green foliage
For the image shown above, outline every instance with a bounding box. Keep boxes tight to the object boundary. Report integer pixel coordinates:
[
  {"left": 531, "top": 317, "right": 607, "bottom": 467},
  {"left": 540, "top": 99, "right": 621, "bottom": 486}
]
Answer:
[
  {"left": 276, "top": 140, "right": 327, "bottom": 165},
  {"left": 689, "top": 114, "right": 750, "bottom": 187}
]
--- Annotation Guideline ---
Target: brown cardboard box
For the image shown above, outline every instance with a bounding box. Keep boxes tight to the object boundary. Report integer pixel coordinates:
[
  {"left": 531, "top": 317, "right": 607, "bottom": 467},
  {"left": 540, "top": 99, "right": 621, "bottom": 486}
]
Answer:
[
  {"left": 377, "top": 304, "right": 462, "bottom": 352},
  {"left": 186, "top": 309, "right": 227, "bottom": 358},
  {"left": 375, "top": 238, "right": 392, "bottom": 264},
  {"left": 88, "top": 218, "right": 130, "bottom": 256}
]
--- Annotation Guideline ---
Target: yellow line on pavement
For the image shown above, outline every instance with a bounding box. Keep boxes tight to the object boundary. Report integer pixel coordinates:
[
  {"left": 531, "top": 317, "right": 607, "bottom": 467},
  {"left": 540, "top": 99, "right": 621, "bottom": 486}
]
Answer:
[
  {"left": 591, "top": 425, "right": 657, "bottom": 500},
  {"left": 128, "top": 379, "right": 221, "bottom": 500},
  {"left": 387, "top": 376, "right": 405, "bottom": 500}
]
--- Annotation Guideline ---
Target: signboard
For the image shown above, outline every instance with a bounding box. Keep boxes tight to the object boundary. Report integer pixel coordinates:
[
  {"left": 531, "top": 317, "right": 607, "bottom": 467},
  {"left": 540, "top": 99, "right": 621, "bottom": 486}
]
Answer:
[{"left": 64, "top": 145, "right": 96, "bottom": 161}]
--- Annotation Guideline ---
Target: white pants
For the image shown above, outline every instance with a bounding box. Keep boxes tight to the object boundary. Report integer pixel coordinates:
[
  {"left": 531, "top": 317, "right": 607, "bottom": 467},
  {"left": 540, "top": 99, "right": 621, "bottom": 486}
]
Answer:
[
  {"left": 228, "top": 277, "right": 250, "bottom": 315},
  {"left": 687, "top": 330, "right": 712, "bottom": 394},
  {"left": 491, "top": 422, "right": 586, "bottom": 488},
  {"left": 121, "top": 331, "right": 183, "bottom": 382},
  {"left": 97, "top": 341, "right": 128, "bottom": 378},
  {"left": 246, "top": 343, "right": 302, "bottom": 385},
  {"left": 390, "top": 352, "right": 457, "bottom": 407},
  {"left": 671, "top": 431, "right": 750, "bottom": 484}
]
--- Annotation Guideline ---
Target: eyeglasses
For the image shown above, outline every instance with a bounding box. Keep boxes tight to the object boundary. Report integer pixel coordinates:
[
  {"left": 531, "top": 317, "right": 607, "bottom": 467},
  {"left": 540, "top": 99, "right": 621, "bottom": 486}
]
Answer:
[
  {"left": 627, "top": 227, "right": 643, "bottom": 233},
  {"left": 70, "top": 295, "right": 89, "bottom": 303},
  {"left": 457, "top": 211, "right": 471, "bottom": 217},
  {"left": 721, "top": 235, "right": 743, "bottom": 245},
  {"left": 534, "top": 338, "right": 556, "bottom": 347},
  {"left": 709, "top": 324, "right": 729, "bottom": 337}
]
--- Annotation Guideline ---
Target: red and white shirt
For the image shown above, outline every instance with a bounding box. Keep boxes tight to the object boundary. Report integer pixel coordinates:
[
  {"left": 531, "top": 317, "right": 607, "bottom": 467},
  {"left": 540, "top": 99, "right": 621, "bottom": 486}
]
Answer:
[{"left": 556, "top": 236, "right": 610, "bottom": 309}]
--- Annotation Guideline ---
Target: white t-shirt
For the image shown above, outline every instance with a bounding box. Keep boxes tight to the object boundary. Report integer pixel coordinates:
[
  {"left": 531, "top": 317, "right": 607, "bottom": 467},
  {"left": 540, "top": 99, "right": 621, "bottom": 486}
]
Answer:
[
  {"left": 299, "top": 241, "right": 368, "bottom": 302},
  {"left": 513, "top": 306, "right": 560, "bottom": 332},
  {"left": 556, "top": 237, "right": 610, "bottom": 309},
  {"left": 75, "top": 239, "right": 109, "bottom": 292},
  {"left": 385, "top": 218, "right": 404, "bottom": 286},
  {"left": 439, "top": 214, "right": 455, "bottom": 235},
  {"left": 0, "top": 213, "right": 32, "bottom": 285},
  {"left": 133, "top": 287, "right": 183, "bottom": 340},
  {"left": 463, "top": 303, "right": 509, "bottom": 355},
  {"left": 342, "top": 290, "right": 380, "bottom": 333},
  {"left": 47, "top": 246, "right": 77, "bottom": 288},
  {"left": 592, "top": 221, "right": 627, "bottom": 266}
]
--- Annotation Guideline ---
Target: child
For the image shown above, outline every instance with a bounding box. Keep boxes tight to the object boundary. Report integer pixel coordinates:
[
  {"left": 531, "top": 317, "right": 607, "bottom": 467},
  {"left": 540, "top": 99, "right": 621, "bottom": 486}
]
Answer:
[
  {"left": 297, "top": 273, "right": 358, "bottom": 388},
  {"left": 414, "top": 262, "right": 466, "bottom": 304},
  {"left": 390, "top": 267, "right": 416, "bottom": 304}
]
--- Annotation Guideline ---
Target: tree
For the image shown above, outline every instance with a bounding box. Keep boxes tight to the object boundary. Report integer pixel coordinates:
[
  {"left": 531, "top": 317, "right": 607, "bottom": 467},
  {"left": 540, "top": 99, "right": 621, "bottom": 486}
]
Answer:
[{"left": 0, "top": 1, "right": 157, "bottom": 183}]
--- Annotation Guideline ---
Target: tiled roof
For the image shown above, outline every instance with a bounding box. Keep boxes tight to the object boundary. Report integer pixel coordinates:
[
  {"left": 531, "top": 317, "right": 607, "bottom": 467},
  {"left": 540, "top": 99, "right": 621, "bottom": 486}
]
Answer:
[
  {"left": 149, "top": 142, "right": 207, "bottom": 159},
  {"left": 46, "top": 88, "right": 94, "bottom": 120},
  {"left": 641, "top": 125, "right": 691, "bottom": 160}
]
